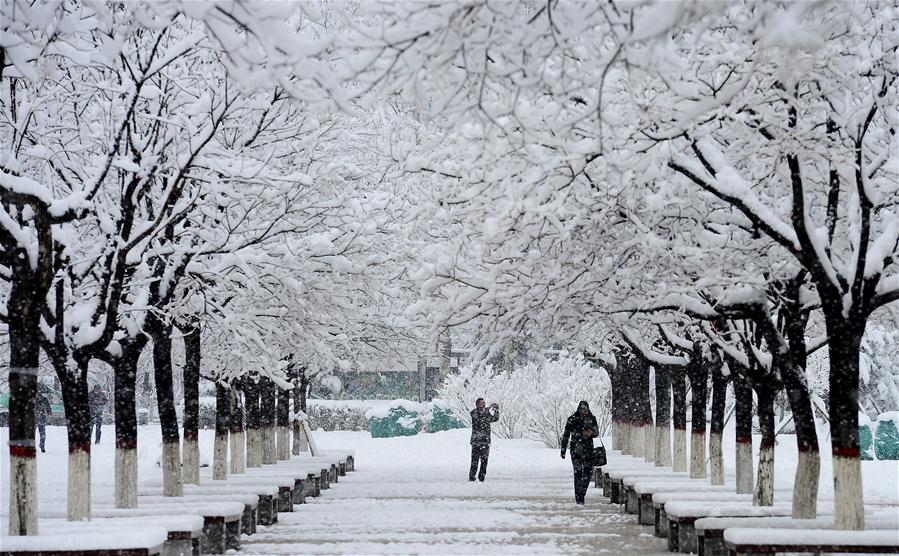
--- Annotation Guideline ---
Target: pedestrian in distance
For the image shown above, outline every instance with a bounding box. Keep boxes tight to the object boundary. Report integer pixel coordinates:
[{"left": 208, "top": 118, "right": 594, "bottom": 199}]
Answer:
[
  {"left": 469, "top": 398, "right": 499, "bottom": 482},
  {"left": 35, "top": 391, "right": 52, "bottom": 453},
  {"left": 560, "top": 400, "right": 599, "bottom": 505},
  {"left": 89, "top": 384, "right": 108, "bottom": 444}
]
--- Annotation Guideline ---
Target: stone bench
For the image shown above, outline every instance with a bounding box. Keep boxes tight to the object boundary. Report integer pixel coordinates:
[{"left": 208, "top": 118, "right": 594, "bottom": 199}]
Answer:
[
  {"left": 664, "top": 500, "right": 839, "bottom": 554},
  {"left": 0, "top": 526, "right": 168, "bottom": 556},
  {"left": 34, "top": 501, "right": 243, "bottom": 555},
  {"left": 723, "top": 527, "right": 899, "bottom": 555},
  {"left": 316, "top": 449, "right": 355, "bottom": 474},
  {"left": 605, "top": 468, "right": 689, "bottom": 505},
  {"left": 631, "top": 480, "right": 733, "bottom": 527},
  {"left": 696, "top": 513, "right": 899, "bottom": 556},
  {"left": 140, "top": 482, "right": 266, "bottom": 534},
  {"left": 619, "top": 472, "right": 694, "bottom": 514}
]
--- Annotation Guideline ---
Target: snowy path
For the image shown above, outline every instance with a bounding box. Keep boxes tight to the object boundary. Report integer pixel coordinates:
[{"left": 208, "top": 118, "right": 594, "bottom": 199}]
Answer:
[{"left": 243, "top": 430, "right": 668, "bottom": 555}]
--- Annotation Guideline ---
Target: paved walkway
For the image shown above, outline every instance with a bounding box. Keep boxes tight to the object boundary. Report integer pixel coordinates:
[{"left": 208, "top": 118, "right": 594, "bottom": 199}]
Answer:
[{"left": 242, "top": 435, "right": 668, "bottom": 555}]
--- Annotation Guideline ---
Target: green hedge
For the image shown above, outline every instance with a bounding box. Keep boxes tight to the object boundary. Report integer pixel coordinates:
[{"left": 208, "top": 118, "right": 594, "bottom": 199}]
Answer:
[
  {"left": 368, "top": 400, "right": 465, "bottom": 437},
  {"left": 874, "top": 415, "right": 899, "bottom": 460},
  {"left": 860, "top": 423, "right": 874, "bottom": 461}
]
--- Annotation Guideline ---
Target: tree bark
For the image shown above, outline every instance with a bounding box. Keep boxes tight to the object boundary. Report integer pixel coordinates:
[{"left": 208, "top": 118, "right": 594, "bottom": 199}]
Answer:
[
  {"left": 6, "top": 280, "right": 42, "bottom": 535},
  {"left": 276, "top": 384, "right": 290, "bottom": 460},
  {"left": 148, "top": 316, "right": 182, "bottom": 496},
  {"left": 687, "top": 352, "right": 708, "bottom": 479},
  {"left": 213, "top": 382, "right": 230, "bottom": 480},
  {"left": 244, "top": 378, "right": 262, "bottom": 467},
  {"left": 654, "top": 364, "right": 672, "bottom": 467},
  {"left": 181, "top": 325, "right": 201, "bottom": 485},
  {"left": 292, "top": 371, "right": 310, "bottom": 455},
  {"left": 56, "top": 361, "right": 92, "bottom": 521},
  {"left": 670, "top": 366, "right": 688, "bottom": 473},
  {"left": 229, "top": 384, "right": 245, "bottom": 474},
  {"left": 633, "top": 356, "right": 654, "bottom": 462},
  {"left": 825, "top": 319, "right": 865, "bottom": 530},
  {"left": 112, "top": 340, "right": 145, "bottom": 508},
  {"left": 732, "top": 372, "right": 754, "bottom": 495},
  {"left": 754, "top": 384, "right": 776, "bottom": 506},
  {"left": 709, "top": 364, "right": 728, "bottom": 485},
  {"left": 259, "top": 377, "right": 277, "bottom": 464}
]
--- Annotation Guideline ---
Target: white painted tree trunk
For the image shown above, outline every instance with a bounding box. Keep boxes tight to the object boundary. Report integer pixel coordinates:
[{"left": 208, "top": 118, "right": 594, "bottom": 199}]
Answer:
[
  {"left": 709, "top": 432, "right": 724, "bottom": 485},
  {"left": 115, "top": 447, "right": 138, "bottom": 508},
  {"left": 689, "top": 431, "right": 706, "bottom": 479},
  {"left": 735, "top": 440, "right": 754, "bottom": 494},
  {"left": 754, "top": 446, "right": 774, "bottom": 506},
  {"left": 182, "top": 437, "right": 199, "bottom": 485},
  {"left": 292, "top": 421, "right": 304, "bottom": 455},
  {"left": 792, "top": 449, "right": 820, "bottom": 518},
  {"left": 213, "top": 434, "right": 228, "bottom": 480},
  {"left": 247, "top": 428, "right": 262, "bottom": 467},
  {"left": 655, "top": 425, "right": 671, "bottom": 467},
  {"left": 618, "top": 422, "right": 631, "bottom": 455},
  {"left": 161, "top": 441, "right": 183, "bottom": 497},
  {"left": 833, "top": 455, "right": 864, "bottom": 530},
  {"left": 230, "top": 431, "right": 246, "bottom": 474},
  {"left": 8, "top": 454, "right": 38, "bottom": 534},
  {"left": 262, "top": 426, "right": 276, "bottom": 464},
  {"left": 672, "top": 428, "right": 687, "bottom": 472},
  {"left": 611, "top": 421, "right": 621, "bottom": 451},
  {"left": 68, "top": 450, "right": 91, "bottom": 520},
  {"left": 642, "top": 424, "right": 654, "bottom": 462},
  {"left": 277, "top": 426, "right": 290, "bottom": 460}
]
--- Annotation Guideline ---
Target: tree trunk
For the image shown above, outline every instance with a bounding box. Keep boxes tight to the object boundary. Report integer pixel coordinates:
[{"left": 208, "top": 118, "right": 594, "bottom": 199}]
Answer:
[
  {"left": 826, "top": 320, "right": 865, "bottom": 530},
  {"left": 58, "top": 365, "right": 92, "bottom": 521},
  {"left": 654, "top": 365, "right": 672, "bottom": 467},
  {"left": 181, "top": 325, "right": 201, "bottom": 485},
  {"left": 781, "top": 364, "right": 820, "bottom": 519},
  {"left": 709, "top": 367, "right": 727, "bottom": 486},
  {"left": 687, "top": 357, "right": 708, "bottom": 480},
  {"left": 149, "top": 318, "right": 182, "bottom": 497},
  {"left": 213, "top": 382, "right": 230, "bottom": 480},
  {"left": 634, "top": 357, "right": 654, "bottom": 462},
  {"left": 276, "top": 385, "right": 290, "bottom": 460},
  {"left": 6, "top": 281, "right": 41, "bottom": 535},
  {"left": 244, "top": 378, "right": 262, "bottom": 468},
  {"left": 259, "top": 377, "right": 277, "bottom": 464},
  {"left": 671, "top": 367, "right": 688, "bottom": 473},
  {"left": 754, "top": 385, "right": 776, "bottom": 506},
  {"left": 112, "top": 341, "right": 144, "bottom": 508},
  {"left": 229, "top": 384, "right": 245, "bottom": 474},
  {"left": 293, "top": 374, "right": 310, "bottom": 455},
  {"left": 732, "top": 373, "right": 754, "bottom": 495}
]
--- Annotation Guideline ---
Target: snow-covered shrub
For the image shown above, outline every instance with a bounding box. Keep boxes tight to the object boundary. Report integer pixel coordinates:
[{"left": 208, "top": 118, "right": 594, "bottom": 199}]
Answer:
[
  {"left": 874, "top": 412, "right": 899, "bottom": 460},
  {"left": 306, "top": 403, "right": 369, "bottom": 431},
  {"left": 366, "top": 400, "right": 425, "bottom": 437},
  {"left": 439, "top": 355, "right": 612, "bottom": 448},
  {"left": 426, "top": 400, "right": 465, "bottom": 432}
]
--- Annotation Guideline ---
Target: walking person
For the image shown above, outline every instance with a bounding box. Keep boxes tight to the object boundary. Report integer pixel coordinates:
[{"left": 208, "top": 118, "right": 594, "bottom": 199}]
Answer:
[
  {"left": 560, "top": 400, "right": 599, "bottom": 505},
  {"left": 469, "top": 398, "right": 499, "bottom": 482},
  {"left": 35, "top": 391, "right": 52, "bottom": 453},
  {"left": 89, "top": 384, "right": 108, "bottom": 444}
]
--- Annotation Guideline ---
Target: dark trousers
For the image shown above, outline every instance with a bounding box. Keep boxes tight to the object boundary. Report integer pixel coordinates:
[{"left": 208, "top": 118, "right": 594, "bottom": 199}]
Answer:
[
  {"left": 92, "top": 415, "right": 102, "bottom": 444},
  {"left": 469, "top": 443, "right": 490, "bottom": 480},
  {"left": 37, "top": 424, "right": 46, "bottom": 452},
  {"left": 572, "top": 455, "right": 591, "bottom": 504}
]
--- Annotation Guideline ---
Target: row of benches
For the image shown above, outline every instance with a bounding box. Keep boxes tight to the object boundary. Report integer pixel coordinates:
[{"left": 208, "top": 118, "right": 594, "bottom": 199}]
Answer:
[
  {"left": 1, "top": 450, "right": 356, "bottom": 556},
  {"left": 595, "top": 452, "right": 899, "bottom": 555}
]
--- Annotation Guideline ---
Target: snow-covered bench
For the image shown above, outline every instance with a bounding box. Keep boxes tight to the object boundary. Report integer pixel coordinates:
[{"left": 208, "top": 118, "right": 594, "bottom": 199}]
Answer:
[
  {"left": 606, "top": 468, "right": 689, "bottom": 505},
  {"left": 35, "top": 501, "right": 243, "bottom": 555},
  {"left": 316, "top": 449, "right": 356, "bottom": 474},
  {"left": 620, "top": 473, "right": 710, "bottom": 517},
  {"left": 696, "top": 512, "right": 899, "bottom": 556},
  {"left": 237, "top": 463, "right": 325, "bottom": 506},
  {"left": 631, "top": 480, "right": 734, "bottom": 527},
  {"left": 723, "top": 528, "right": 899, "bottom": 555},
  {"left": 1, "top": 526, "right": 168, "bottom": 556},
  {"left": 139, "top": 481, "right": 268, "bottom": 534},
  {"left": 664, "top": 500, "right": 818, "bottom": 553}
]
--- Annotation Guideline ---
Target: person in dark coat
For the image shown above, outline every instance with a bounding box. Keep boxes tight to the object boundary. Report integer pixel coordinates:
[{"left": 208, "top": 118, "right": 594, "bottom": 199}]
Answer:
[
  {"left": 35, "top": 392, "right": 52, "bottom": 453},
  {"left": 469, "top": 398, "right": 499, "bottom": 482},
  {"left": 89, "top": 384, "right": 108, "bottom": 444},
  {"left": 560, "top": 400, "right": 600, "bottom": 505}
]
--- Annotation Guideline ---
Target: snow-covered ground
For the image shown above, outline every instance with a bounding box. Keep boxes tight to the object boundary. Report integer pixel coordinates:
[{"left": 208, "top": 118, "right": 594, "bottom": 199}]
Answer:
[{"left": 1, "top": 423, "right": 897, "bottom": 553}]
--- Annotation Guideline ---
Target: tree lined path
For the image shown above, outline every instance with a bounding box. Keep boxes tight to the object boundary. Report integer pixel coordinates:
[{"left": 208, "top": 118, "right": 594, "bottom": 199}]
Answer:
[{"left": 242, "top": 431, "right": 667, "bottom": 555}]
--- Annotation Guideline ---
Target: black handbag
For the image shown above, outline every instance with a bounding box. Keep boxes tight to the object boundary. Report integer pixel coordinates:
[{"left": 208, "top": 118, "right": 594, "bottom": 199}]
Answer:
[{"left": 591, "top": 444, "right": 607, "bottom": 467}]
